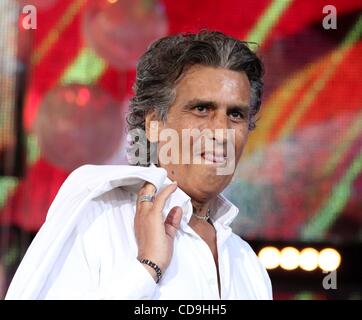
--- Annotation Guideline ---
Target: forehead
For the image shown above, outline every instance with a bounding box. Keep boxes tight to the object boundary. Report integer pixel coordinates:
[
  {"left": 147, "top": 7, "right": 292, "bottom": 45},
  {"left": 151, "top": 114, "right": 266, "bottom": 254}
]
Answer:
[{"left": 174, "top": 65, "right": 251, "bottom": 106}]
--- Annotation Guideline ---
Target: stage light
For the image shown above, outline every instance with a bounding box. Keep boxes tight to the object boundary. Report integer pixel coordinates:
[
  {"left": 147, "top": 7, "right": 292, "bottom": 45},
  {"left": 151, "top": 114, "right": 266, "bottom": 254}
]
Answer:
[
  {"left": 299, "top": 248, "right": 319, "bottom": 271},
  {"left": 258, "top": 247, "right": 280, "bottom": 270},
  {"left": 318, "top": 248, "right": 341, "bottom": 272},
  {"left": 258, "top": 246, "right": 341, "bottom": 272},
  {"left": 280, "top": 247, "right": 299, "bottom": 270}
]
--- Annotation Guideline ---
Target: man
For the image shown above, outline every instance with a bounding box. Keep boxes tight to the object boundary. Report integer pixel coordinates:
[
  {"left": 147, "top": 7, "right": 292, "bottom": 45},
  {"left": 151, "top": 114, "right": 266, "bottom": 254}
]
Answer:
[{"left": 6, "top": 30, "right": 272, "bottom": 299}]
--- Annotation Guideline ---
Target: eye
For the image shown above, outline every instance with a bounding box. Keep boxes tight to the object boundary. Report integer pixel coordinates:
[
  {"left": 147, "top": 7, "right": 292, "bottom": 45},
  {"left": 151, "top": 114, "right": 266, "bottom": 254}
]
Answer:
[
  {"left": 193, "top": 105, "right": 209, "bottom": 114},
  {"left": 228, "top": 110, "right": 246, "bottom": 121}
]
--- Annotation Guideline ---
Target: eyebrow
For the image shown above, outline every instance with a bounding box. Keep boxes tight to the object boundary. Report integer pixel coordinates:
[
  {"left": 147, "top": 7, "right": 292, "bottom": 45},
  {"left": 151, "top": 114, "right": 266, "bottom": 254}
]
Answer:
[{"left": 184, "top": 99, "right": 250, "bottom": 112}]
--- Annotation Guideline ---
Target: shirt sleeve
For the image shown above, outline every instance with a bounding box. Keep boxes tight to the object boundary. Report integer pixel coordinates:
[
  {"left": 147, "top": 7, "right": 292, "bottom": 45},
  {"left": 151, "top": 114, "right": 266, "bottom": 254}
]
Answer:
[
  {"left": 97, "top": 258, "right": 158, "bottom": 300},
  {"left": 255, "top": 256, "right": 273, "bottom": 300},
  {"left": 40, "top": 204, "right": 158, "bottom": 300},
  {"left": 233, "top": 234, "right": 273, "bottom": 300}
]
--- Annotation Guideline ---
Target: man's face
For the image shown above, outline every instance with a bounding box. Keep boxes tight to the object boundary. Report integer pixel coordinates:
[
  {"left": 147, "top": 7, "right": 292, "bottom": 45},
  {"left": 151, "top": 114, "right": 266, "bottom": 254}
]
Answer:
[{"left": 147, "top": 64, "right": 251, "bottom": 202}]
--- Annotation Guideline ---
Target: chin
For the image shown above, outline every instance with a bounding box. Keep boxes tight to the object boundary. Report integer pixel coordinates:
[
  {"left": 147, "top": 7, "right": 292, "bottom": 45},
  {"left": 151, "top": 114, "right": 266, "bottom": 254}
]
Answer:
[{"left": 185, "top": 164, "right": 233, "bottom": 198}]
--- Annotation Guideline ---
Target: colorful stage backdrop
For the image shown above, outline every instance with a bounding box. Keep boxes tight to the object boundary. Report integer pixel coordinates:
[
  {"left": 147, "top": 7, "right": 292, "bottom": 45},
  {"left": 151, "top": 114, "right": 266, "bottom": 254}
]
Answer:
[{"left": 0, "top": 0, "right": 361, "bottom": 299}]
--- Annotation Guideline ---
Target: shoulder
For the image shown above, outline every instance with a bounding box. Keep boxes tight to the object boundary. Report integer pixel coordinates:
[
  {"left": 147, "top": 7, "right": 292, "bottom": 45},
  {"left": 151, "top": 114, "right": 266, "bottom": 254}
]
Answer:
[
  {"left": 44, "top": 164, "right": 138, "bottom": 242},
  {"left": 228, "top": 233, "right": 261, "bottom": 264},
  {"left": 43, "top": 164, "right": 96, "bottom": 222},
  {"left": 229, "top": 233, "right": 256, "bottom": 253},
  {"left": 45, "top": 164, "right": 114, "bottom": 213},
  {"left": 46, "top": 164, "right": 166, "bottom": 221},
  {"left": 65, "top": 164, "right": 167, "bottom": 195}
]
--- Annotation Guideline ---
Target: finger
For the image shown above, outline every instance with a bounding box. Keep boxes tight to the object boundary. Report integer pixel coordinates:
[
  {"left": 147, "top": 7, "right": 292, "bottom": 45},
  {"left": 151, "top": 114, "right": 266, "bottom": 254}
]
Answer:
[
  {"left": 136, "top": 181, "right": 156, "bottom": 212},
  {"left": 152, "top": 182, "right": 178, "bottom": 213},
  {"left": 165, "top": 207, "right": 182, "bottom": 240}
]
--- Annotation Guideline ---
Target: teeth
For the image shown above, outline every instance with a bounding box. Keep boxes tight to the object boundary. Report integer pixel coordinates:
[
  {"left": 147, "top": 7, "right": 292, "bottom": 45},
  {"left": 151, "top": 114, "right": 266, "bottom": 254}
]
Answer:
[
  {"left": 214, "top": 156, "right": 226, "bottom": 163},
  {"left": 203, "top": 153, "right": 214, "bottom": 163},
  {"left": 202, "top": 153, "right": 226, "bottom": 164}
]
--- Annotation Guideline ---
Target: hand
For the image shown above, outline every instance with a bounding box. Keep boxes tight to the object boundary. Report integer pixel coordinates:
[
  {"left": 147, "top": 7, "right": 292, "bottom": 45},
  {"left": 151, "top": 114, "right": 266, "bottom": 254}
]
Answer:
[{"left": 134, "top": 181, "right": 183, "bottom": 282}]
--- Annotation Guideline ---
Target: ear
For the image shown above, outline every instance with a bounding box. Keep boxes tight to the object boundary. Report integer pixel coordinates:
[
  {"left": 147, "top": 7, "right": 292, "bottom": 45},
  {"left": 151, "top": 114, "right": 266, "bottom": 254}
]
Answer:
[{"left": 145, "top": 110, "right": 161, "bottom": 143}]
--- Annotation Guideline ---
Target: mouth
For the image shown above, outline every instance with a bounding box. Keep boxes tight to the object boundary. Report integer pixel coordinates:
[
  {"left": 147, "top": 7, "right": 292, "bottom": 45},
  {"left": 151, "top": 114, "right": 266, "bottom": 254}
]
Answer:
[{"left": 200, "top": 152, "right": 227, "bottom": 164}]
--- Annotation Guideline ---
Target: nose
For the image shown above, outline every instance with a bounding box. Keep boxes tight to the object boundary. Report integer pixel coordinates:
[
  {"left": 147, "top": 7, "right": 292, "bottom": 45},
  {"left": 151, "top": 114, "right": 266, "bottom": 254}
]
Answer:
[{"left": 209, "top": 110, "right": 229, "bottom": 145}]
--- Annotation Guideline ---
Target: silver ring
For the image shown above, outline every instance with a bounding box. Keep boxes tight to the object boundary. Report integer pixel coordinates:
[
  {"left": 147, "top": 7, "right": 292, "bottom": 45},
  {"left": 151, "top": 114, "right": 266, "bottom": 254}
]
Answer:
[{"left": 139, "top": 194, "right": 154, "bottom": 203}]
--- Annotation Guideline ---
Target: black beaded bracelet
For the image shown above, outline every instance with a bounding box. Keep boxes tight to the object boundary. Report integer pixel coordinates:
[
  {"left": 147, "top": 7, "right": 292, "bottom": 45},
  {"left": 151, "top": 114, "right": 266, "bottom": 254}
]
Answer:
[{"left": 139, "top": 258, "right": 162, "bottom": 284}]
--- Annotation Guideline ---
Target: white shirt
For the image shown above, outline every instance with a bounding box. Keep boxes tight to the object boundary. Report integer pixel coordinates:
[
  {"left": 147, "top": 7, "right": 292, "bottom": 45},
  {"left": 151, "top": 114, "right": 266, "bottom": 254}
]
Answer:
[{"left": 5, "top": 164, "right": 272, "bottom": 300}]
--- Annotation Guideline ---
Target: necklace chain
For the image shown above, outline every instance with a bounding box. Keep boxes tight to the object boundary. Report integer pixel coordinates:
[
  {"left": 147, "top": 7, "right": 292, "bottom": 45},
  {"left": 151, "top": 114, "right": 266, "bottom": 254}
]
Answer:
[{"left": 192, "top": 208, "right": 210, "bottom": 221}]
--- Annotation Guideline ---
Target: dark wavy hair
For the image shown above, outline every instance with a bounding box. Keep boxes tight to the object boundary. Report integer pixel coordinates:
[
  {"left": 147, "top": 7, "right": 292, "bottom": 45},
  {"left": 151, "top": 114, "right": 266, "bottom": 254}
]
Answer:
[{"left": 126, "top": 30, "right": 264, "bottom": 165}]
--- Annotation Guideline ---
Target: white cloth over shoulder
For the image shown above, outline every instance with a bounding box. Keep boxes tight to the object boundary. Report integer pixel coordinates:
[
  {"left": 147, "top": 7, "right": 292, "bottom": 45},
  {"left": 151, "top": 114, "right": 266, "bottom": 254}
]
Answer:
[{"left": 5, "top": 164, "right": 272, "bottom": 300}]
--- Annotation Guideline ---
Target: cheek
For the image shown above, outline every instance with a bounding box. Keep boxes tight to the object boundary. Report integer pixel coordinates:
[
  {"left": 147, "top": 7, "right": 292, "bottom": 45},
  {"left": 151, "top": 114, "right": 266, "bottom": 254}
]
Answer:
[
  {"left": 165, "top": 115, "right": 200, "bottom": 136},
  {"left": 235, "top": 128, "right": 249, "bottom": 154}
]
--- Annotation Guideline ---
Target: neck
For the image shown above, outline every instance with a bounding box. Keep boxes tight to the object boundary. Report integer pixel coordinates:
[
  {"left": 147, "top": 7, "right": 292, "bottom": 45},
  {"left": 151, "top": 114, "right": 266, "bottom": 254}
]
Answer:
[
  {"left": 189, "top": 198, "right": 216, "bottom": 230},
  {"left": 191, "top": 199, "right": 212, "bottom": 217}
]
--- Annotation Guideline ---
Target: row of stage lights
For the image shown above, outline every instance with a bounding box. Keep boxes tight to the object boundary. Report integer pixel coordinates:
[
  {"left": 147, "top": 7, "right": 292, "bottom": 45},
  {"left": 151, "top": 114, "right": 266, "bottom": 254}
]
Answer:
[{"left": 258, "top": 247, "right": 341, "bottom": 272}]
